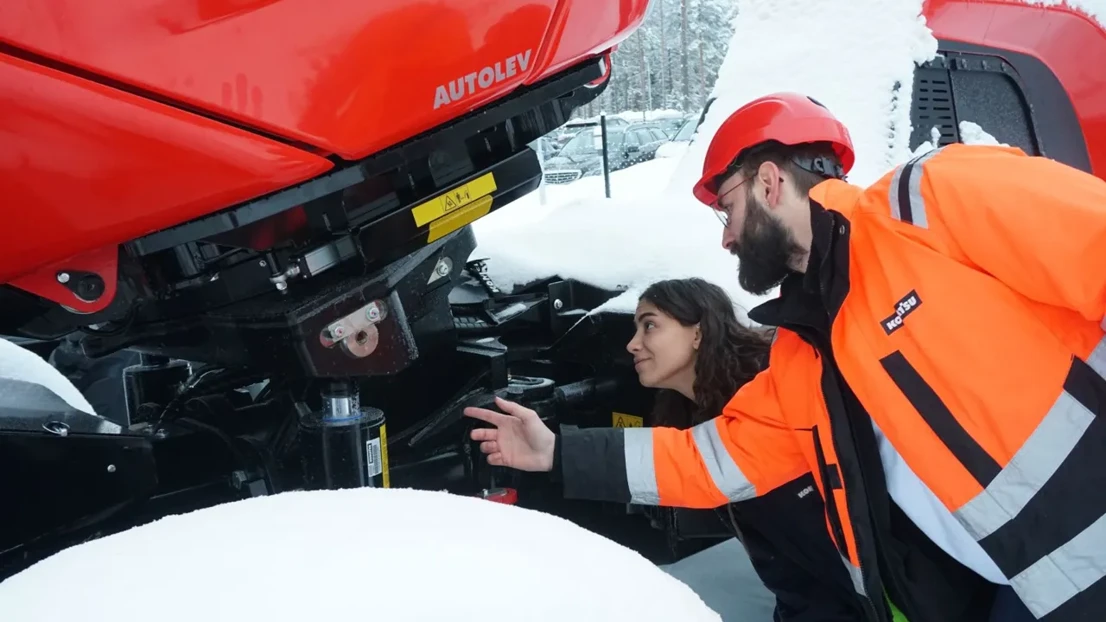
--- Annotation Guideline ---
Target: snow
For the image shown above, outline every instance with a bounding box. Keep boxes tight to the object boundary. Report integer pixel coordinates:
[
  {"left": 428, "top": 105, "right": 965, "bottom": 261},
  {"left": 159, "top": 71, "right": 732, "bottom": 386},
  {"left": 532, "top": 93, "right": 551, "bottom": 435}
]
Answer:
[
  {"left": 1018, "top": 0, "right": 1106, "bottom": 27},
  {"left": 0, "top": 487, "right": 722, "bottom": 622},
  {"left": 473, "top": 0, "right": 939, "bottom": 317},
  {"left": 958, "top": 121, "right": 1009, "bottom": 147},
  {"left": 574, "top": 109, "right": 686, "bottom": 124},
  {"left": 0, "top": 336, "right": 96, "bottom": 416},
  {"left": 474, "top": 156, "right": 769, "bottom": 318},
  {"left": 909, "top": 120, "right": 1008, "bottom": 157}
]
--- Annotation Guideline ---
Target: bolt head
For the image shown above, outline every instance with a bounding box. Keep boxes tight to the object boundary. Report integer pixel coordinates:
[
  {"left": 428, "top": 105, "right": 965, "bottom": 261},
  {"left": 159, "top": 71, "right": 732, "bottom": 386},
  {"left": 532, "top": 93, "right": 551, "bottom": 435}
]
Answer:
[
  {"left": 106, "top": 464, "right": 116, "bottom": 473},
  {"left": 553, "top": 299, "right": 564, "bottom": 310},
  {"left": 276, "top": 281, "right": 288, "bottom": 291},
  {"left": 57, "top": 272, "right": 70, "bottom": 284}
]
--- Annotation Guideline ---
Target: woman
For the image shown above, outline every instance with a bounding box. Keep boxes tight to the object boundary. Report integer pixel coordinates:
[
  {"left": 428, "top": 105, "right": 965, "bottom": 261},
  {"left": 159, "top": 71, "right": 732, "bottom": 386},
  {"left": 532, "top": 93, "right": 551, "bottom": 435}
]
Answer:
[{"left": 467, "top": 278, "right": 866, "bottom": 621}]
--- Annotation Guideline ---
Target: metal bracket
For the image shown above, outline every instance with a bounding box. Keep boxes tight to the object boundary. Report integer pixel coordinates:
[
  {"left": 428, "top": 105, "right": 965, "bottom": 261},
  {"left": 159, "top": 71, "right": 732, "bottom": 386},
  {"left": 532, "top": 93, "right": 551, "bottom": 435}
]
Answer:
[{"left": 318, "top": 300, "right": 389, "bottom": 358}]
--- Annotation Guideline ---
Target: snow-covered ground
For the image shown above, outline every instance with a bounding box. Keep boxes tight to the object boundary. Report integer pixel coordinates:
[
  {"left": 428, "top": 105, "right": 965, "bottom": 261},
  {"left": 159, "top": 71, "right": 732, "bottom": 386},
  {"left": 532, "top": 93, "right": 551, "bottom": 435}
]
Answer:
[{"left": 0, "top": 488, "right": 722, "bottom": 622}]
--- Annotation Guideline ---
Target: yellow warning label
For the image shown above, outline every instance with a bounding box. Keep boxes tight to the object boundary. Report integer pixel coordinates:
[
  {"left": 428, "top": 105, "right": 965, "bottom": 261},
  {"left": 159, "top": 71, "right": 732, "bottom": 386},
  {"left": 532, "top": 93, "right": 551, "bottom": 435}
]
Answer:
[
  {"left": 427, "top": 195, "right": 492, "bottom": 242},
  {"left": 612, "top": 412, "right": 644, "bottom": 428},
  {"left": 411, "top": 172, "right": 497, "bottom": 227},
  {"left": 379, "top": 423, "right": 390, "bottom": 488}
]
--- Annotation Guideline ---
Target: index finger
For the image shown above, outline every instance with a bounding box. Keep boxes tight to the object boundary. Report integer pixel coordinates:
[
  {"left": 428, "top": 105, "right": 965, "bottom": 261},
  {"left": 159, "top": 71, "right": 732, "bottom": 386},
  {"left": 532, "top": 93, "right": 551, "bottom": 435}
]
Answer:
[{"left": 463, "top": 406, "right": 513, "bottom": 427}]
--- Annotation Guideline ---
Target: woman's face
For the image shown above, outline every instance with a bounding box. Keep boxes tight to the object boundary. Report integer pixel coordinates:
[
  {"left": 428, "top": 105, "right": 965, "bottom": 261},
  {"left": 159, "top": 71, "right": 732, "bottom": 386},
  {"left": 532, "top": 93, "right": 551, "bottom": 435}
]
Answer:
[{"left": 626, "top": 300, "right": 700, "bottom": 391}]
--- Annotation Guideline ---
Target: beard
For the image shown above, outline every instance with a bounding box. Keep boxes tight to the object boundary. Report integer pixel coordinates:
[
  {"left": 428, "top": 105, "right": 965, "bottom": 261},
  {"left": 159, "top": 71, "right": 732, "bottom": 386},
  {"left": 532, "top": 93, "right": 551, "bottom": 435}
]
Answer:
[{"left": 729, "top": 187, "right": 804, "bottom": 296}]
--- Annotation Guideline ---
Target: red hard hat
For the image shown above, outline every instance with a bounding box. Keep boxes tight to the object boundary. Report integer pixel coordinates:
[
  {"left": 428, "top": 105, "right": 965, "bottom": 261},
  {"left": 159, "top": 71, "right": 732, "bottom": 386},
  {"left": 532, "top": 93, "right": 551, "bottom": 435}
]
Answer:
[{"left": 692, "top": 92, "right": 855, "bottom": 206}]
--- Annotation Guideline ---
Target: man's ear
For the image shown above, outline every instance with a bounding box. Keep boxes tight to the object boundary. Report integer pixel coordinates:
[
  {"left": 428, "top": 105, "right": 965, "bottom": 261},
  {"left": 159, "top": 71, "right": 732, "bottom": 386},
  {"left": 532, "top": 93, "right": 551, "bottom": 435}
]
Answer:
[{"left": 758, "top": 161, "right": 783, "bottom": 208}]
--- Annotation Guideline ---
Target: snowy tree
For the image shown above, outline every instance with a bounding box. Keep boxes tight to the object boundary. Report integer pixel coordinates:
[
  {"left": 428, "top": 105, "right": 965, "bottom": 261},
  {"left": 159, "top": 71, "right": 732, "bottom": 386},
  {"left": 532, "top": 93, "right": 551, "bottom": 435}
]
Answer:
[{"left": 581, "top": 0, "right": 738, "bottom": 117}]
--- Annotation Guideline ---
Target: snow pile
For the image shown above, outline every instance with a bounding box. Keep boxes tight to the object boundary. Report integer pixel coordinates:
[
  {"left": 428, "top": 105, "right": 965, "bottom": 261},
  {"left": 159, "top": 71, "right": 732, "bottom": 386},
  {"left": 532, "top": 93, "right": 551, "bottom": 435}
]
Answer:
[
  {"left": 0, "top": 487, "right": 722, "bottom": 622},
  {"left": 473, "top": 0, "right": 939, "bottom": 315},
  {"left": 958, "top": 121, "right": 1009, "bottom": 147},
  {"left": 909, "top": 120, "right": 1008, "bottom": 157},
  {"left": 0, "top": 337, "right": 96, "bottom": 415},
  {"left": 474, "top": 157, "right": 767, "bottom": 317},
  {"left": 669, "top": 0, "right": 938, "bottom": 193}
]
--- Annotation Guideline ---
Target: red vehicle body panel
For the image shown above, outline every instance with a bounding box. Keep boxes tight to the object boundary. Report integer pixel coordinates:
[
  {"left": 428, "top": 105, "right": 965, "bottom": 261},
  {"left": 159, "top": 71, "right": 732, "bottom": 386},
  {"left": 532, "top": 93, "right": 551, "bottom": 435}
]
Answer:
[
  {"left": 0, "top": 52, "right": 332, "bottom": 292},
  {"left": 923, "top": 0, "right": 1106, "bottom": 177},
  {"left": 0, "top": 0, "right": 647, "bottom": 311},
  {"left": 0, "top": 0, "right": 647, "bottom": 160}
]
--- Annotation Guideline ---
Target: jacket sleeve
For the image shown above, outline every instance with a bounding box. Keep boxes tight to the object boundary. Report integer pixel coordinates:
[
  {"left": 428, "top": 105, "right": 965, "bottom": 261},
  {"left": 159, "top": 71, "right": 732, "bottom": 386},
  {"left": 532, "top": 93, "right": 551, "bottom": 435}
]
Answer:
[
  {"left": 559, "top": 366, "right": 809, "bottom": 508},
  {"left": 882, "top": 143, "right": 1106, "bottom": 328}
]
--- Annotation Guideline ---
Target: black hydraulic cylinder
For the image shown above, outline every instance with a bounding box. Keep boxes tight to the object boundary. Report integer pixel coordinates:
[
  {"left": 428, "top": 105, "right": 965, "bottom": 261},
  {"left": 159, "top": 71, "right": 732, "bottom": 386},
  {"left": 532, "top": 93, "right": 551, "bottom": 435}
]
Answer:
[
  {"left": 300, "top": 380, "right": 388, "bottom": 490},
  {"left": 299, "top": 405, "right": 387, "bottom": 490}
]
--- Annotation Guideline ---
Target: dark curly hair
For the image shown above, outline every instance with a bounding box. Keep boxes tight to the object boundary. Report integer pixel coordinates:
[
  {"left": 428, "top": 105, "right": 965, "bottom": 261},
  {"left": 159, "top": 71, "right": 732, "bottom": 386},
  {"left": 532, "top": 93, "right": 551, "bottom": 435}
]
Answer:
[{"left": 638, "top": 278, "right": 773, "bottom": 429}]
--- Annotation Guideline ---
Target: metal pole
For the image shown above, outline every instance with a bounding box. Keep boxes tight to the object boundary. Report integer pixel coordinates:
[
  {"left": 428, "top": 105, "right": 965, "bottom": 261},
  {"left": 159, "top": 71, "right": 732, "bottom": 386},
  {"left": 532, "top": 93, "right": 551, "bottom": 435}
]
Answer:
[{"left": 601, "top": 114, "right": 611, "bottom": 199}]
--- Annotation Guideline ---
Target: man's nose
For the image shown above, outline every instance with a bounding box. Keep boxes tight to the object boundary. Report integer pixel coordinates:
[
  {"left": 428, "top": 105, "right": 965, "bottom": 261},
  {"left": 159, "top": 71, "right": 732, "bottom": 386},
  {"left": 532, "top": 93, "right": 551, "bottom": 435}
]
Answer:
[{"left": 721, "top": 224, "right": 736, "bottom": 251}]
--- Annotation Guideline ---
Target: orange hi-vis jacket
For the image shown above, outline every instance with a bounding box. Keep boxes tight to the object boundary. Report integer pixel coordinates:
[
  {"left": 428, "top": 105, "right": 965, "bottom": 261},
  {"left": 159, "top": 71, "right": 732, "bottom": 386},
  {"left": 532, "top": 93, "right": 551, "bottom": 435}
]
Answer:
[{"left": 558, "top": 144, "right": 1106, "bottom": 621}]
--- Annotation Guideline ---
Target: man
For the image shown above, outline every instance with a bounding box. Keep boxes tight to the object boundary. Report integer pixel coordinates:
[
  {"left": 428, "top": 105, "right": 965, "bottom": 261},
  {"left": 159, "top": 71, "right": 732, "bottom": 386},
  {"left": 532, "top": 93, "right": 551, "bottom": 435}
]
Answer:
[{"left": 464, "top": 92, "right": 1106, "bottom": 621}]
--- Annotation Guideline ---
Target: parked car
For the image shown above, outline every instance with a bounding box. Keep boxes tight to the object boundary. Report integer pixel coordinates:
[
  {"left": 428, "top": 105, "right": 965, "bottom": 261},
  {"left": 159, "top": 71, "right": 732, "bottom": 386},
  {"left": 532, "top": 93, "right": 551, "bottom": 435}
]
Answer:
[
  {"left": 548, "top": 116, "right": 631, "bottom": 152},
  {"left": 542, "top": 122, "right": 669, "bottom": 184},
  {"left": 655, "top": 116, "right": 698, "bottom": 159},
  {"left": 655, "top": 114, "right": 691, "bottom": 137}
]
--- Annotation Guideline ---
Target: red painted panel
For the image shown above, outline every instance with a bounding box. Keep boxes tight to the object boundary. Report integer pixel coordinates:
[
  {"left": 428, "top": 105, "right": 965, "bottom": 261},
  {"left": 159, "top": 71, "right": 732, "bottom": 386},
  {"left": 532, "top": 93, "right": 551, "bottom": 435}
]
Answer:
[
  {"left": 527, "top": 0, "right": 650, "bottom": 83},
  {"left": 0, "top": 52, "right": 332, "bottom": 284},
  {"left": 0, "top": 0, "right": 648, "bottom": 160},
  {"left": 924, "top": 0, "right": 1106, "bottom": 177}
]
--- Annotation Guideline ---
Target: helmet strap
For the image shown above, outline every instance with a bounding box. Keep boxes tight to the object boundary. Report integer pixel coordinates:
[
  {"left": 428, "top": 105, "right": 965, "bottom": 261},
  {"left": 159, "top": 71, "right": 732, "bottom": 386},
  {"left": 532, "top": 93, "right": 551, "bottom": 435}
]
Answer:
[{"left": 791, "top": 155, "right": 845, "bottom": 180}]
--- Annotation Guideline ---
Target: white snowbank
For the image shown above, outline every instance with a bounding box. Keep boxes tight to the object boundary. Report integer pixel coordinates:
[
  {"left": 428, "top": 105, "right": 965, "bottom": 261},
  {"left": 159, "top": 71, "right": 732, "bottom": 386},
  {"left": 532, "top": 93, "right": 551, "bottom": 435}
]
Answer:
[
  {"left": 473, "top": 0, "right": 939, "bottom": 316},
  {"left": 669, "top": 0, "right": 938, "bottom": 194},
  {"left": 474, "top": 157, "right": 769, "bottom": 318},
  {"left": 0, "top": 487, "right": 722, "bottom": 622},
  {"left": 0, "top": 337, "right": 96, "bottom": 415}
]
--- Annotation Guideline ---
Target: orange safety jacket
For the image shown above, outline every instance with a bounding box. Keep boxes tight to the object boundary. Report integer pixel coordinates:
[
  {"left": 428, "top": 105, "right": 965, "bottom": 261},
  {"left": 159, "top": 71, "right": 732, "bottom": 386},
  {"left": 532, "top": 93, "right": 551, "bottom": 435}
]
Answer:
[{"left": 558, "top": 144, "right": 1106, "bottom": 622}]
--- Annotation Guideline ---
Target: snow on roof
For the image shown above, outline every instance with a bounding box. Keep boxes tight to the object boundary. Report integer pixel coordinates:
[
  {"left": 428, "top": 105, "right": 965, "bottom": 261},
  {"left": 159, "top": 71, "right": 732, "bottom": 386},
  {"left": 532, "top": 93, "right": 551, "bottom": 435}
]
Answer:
[
  {"left": 473, "top": 0, "right": 939, "bottom": 318},
  {"left": 0, "top": 487, "right": 722, "bottom": 622},
  {"left": 1018, "top": 0, "right": 1106, "bottom": 27}
]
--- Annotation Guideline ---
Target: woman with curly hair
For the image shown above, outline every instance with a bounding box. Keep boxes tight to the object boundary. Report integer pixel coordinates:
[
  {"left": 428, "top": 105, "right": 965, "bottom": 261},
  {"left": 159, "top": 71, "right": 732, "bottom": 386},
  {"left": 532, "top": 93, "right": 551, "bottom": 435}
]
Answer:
[{"left": 467, "top": 278, "right": 866, "bottom": 621}]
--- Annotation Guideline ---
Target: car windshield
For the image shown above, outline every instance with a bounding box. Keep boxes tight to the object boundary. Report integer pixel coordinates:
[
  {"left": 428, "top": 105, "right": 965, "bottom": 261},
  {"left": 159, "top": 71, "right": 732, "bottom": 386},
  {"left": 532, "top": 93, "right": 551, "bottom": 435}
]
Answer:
[
  {"left": 674, "top": 119, "right": 697, "bottom": 141},
  {"left": 560, "top": 128, "right": 625, "bottom": 156}
]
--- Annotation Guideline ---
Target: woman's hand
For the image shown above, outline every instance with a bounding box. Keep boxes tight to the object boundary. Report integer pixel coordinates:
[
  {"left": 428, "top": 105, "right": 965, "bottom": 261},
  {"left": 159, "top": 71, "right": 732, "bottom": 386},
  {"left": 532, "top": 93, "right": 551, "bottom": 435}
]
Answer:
[{"left": 463, "top": 396, "right": 556, "bottom": 472}]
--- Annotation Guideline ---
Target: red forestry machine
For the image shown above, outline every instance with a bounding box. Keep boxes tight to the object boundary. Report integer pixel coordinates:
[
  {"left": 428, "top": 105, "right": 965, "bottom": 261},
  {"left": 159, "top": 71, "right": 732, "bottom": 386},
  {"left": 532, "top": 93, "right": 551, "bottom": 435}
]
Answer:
[{"left": 1, "top": 0, "right": 1105, "bottom": 581}]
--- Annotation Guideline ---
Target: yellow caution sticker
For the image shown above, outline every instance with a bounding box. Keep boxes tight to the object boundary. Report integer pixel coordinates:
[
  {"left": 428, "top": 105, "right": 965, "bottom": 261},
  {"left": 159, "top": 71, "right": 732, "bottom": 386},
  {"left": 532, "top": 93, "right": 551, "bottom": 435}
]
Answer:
[
  {"left": 612, "top": 412, "right": 644, "bottom": 428},
  {"left": 427, "top": 195, "right": 493, "bottom": 242},
  {"left": 411, "top": 172, "right": 498, "bottom": 227},
  {"left": 379, "top": 423, "right": 390, "bottom": 488}
]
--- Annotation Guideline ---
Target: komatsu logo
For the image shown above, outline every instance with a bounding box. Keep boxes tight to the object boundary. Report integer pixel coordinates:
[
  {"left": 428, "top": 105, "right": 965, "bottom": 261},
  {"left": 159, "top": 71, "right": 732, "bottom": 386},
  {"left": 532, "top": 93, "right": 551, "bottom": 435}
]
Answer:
[
  {"left": 881, "top": 290, "right": 922, "bottom": 335},
  {"left": 433, "top": 49, "right": 533, "bottom": 110}
]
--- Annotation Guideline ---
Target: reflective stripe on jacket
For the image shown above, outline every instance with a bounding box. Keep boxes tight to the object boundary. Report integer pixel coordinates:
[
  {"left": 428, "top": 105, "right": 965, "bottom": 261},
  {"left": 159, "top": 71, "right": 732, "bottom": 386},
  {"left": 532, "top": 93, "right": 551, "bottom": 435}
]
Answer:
[{"left": 561, "top": 144, "right": 1106, "bottom": 621}]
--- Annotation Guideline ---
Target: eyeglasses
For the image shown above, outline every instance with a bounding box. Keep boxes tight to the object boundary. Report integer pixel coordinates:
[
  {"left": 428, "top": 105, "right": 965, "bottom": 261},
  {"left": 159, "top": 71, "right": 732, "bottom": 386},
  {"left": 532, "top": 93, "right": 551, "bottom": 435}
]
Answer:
[{"left": 711, "top": 176, "right": 751, "bottom": 228}]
